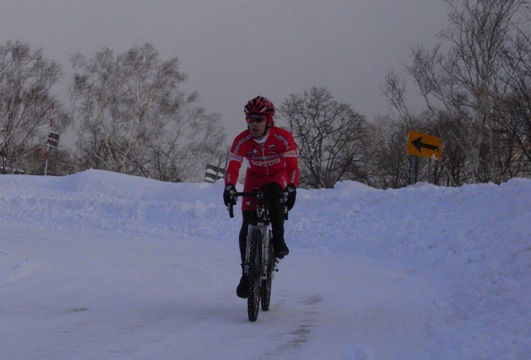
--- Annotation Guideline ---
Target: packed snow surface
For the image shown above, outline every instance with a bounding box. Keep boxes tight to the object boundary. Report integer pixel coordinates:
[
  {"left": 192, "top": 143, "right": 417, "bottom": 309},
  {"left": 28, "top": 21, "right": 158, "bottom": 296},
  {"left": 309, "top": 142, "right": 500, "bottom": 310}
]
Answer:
[{"left": 0, "top": 170, "right": 529, "bottom": 359}]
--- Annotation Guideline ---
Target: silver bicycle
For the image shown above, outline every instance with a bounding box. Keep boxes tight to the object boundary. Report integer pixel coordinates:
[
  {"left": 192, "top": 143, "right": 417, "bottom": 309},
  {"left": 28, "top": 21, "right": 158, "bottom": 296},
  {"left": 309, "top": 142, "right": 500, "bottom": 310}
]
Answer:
[{"left": 228, "top": 189, "right": 287, "bottom": 321}]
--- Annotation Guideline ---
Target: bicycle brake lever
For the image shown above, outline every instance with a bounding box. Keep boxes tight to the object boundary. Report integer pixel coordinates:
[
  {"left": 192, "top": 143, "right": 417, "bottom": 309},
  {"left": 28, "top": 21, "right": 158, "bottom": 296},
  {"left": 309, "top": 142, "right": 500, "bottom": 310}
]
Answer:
[
  {"left": 228, "top": 203, "right": 234, "bottom": 218},
  {"left": 228, "top": 192, "right": 237, "bottom": 218}
]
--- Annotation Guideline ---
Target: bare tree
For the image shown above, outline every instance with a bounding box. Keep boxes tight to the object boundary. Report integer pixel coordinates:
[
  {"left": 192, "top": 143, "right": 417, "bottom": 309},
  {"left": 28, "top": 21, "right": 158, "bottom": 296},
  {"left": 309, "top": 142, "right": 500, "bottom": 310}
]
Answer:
[
  {"left": 279, "top": 87, "right": 369, "bottom": 188},
  {"left": 385, "top": 0, "right": 530, "bottom": 184},
  {"left": 0, "top": 41, "right": 70, "bottom": 174},
  {"left": 70, "top": 43, "right": 225, "bottom": 181},
  {"left": 366, "top": 116, "right": 411, "bottom": 188},
  {"left": 495, "top": 8, "right": 531, "bottom": 177}
]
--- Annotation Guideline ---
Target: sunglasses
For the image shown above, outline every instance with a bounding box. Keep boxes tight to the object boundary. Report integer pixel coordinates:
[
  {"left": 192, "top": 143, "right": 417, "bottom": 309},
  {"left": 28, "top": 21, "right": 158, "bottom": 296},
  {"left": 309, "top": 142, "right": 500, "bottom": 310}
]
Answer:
[{"left": 245, "top": 114, "right": 266, "bottom": 124}]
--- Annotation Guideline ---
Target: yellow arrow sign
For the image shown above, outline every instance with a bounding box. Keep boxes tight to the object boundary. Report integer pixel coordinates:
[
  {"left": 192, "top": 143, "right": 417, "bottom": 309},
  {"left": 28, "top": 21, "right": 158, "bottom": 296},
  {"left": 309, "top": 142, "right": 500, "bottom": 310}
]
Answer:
[{"left": 407, "top": 130, "right": 442, "bottom": 160}]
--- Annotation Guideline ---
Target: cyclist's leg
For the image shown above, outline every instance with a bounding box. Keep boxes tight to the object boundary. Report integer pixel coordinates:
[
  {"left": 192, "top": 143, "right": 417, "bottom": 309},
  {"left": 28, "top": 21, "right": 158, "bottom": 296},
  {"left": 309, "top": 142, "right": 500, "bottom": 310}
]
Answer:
[
  {"left": 239, "top": 211, "right": 255, "bottom": 263},
  {"left": 243, "top": 170, "right": 289, "bottom": 257},
  {"left": 263, "top": 181, "right": 289, "bottom": 258},
  {"left": 237, "top": 171, "right": 260, "bottom": 299},
  {"left": 237, "top": 210, "right": 256, "bottom": 299}
]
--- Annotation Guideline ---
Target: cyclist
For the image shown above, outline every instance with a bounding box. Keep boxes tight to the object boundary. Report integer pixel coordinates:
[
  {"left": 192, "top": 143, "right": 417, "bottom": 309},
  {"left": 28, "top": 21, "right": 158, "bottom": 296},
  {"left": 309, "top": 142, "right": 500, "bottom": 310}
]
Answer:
[{"left": 223, "top": 96, "right": 299, "bottom": 298}]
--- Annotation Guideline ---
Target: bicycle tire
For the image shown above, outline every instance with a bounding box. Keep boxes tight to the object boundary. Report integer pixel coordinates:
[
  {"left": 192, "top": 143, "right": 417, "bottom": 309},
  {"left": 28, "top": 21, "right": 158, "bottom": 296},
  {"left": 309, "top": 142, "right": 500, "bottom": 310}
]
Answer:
[
  {"left": 260, "top": 244, "right": 274, "bottom": 311},
  {"left": 247, "top": 228, "right": 262, "bottom": 322}
]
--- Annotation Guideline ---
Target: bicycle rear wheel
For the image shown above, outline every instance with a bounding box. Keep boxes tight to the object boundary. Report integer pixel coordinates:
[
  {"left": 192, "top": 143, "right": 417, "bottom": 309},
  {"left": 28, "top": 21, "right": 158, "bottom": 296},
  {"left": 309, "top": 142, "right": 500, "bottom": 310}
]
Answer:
[{"left": 247, "top": 228, "right": 262, "bottom": 322}]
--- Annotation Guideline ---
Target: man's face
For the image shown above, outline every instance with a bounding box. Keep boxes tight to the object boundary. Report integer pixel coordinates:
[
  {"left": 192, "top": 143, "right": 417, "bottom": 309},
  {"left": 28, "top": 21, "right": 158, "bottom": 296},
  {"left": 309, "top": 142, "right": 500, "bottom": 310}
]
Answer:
[{"left": 246, "top": 114, "right": 268, "bottom": 139}]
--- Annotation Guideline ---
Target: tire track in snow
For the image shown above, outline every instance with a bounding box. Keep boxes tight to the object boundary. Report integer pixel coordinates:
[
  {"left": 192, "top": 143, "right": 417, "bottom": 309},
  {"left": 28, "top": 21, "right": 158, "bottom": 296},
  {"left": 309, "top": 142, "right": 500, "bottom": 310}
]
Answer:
[{"left": 0, "top": 249, "right": 31, "bottom": 285}]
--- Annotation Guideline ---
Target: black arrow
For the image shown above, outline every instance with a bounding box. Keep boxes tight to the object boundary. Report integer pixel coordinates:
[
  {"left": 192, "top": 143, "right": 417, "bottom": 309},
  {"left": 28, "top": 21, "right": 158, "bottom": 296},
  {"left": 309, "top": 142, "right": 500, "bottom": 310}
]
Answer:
[{"left": 412, "top": 136, "right": 438, "bottom": 153}]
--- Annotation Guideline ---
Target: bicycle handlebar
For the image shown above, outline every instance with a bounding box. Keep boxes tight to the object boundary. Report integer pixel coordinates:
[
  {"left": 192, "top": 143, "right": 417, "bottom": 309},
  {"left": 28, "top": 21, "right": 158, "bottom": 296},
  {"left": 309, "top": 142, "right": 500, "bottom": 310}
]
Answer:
[{"left": 227, "top": 190, "right": 288, "bottom": 219}]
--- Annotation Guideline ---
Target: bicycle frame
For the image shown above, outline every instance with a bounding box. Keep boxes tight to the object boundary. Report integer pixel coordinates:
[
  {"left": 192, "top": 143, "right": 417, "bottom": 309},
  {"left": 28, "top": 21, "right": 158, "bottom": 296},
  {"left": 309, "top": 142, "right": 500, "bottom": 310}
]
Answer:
[
  {"left": 243, "top": 191, "right": 271, "bottom": 281},
  {"left": 228, "top": 189, "right": 286, "bottom": 320},
  {"left": 230, "top": 190, "right": 272, "bottom": 279}
]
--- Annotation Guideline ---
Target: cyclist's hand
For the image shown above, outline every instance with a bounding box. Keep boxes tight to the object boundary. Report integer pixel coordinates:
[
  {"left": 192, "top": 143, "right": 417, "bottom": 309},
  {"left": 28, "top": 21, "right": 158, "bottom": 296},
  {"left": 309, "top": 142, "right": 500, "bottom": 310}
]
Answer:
[
  {"left": 286, "top": 184, "right": 296, "bottom": 210},
  {"left": 223, "top": 184, "right": 237, "bottom": 206}
]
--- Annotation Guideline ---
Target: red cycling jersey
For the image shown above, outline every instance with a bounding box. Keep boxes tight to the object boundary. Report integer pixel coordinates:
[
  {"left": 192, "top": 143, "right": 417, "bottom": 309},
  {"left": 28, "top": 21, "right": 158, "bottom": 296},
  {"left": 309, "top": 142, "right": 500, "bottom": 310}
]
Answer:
[{"left": 225, "top": 126, "right": 299, "bottom": 211}]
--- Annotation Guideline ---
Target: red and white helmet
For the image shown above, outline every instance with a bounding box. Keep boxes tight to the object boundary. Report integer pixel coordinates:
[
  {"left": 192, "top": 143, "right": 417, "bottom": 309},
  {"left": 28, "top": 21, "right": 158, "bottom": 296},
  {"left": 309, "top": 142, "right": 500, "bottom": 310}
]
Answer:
[{"left": 244, "top": 96, "right": 275, "bottom": 126}]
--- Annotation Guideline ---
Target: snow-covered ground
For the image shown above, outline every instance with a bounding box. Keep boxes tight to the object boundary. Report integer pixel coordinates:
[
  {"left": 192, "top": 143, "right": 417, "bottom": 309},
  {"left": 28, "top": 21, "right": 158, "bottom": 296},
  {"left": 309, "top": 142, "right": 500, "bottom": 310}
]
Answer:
[{"left": 0, "top": 170, "right": 529, "bottom": 360}]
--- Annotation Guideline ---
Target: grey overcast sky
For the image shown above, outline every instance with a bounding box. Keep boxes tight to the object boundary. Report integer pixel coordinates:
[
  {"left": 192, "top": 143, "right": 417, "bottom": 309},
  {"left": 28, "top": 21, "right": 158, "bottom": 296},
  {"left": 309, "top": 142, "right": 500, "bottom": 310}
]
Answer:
[{"left": 0, "top": 0, "right": 449, "bottom": 141}]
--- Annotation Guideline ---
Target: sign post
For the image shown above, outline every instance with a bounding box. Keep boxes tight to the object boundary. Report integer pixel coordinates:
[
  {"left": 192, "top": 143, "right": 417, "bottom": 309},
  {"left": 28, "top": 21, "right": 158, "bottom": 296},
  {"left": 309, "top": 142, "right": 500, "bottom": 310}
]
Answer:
[{"left": 44, "top": 100, "right": 59, "bottom": 176}]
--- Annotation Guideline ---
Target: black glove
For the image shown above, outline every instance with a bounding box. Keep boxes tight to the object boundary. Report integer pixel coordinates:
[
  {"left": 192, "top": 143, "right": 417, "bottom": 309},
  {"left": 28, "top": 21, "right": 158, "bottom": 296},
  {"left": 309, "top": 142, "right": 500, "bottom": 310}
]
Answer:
[
  {"left": 223, "top": 184, "right": 236, "bottom": 206},
  {"left": 285, "top": 184, "right": 296, "bottom": 210}
]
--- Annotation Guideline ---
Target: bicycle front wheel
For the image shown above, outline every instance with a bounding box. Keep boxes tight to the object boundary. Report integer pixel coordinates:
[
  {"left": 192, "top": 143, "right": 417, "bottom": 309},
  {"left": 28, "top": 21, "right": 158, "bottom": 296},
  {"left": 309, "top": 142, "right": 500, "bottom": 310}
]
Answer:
[
  {"left": 260, "top": 244, "right": 274, "bottom": 311},
  {"left": 247, "top": 228, "right": 262, "bottom": 322}
]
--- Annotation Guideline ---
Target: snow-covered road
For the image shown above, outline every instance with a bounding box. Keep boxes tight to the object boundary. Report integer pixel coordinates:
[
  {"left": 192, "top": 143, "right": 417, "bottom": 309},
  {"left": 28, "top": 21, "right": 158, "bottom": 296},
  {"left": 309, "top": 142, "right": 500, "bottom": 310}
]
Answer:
[{"left": 1, "top": 226, "right": 446, "bottom": 360}]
